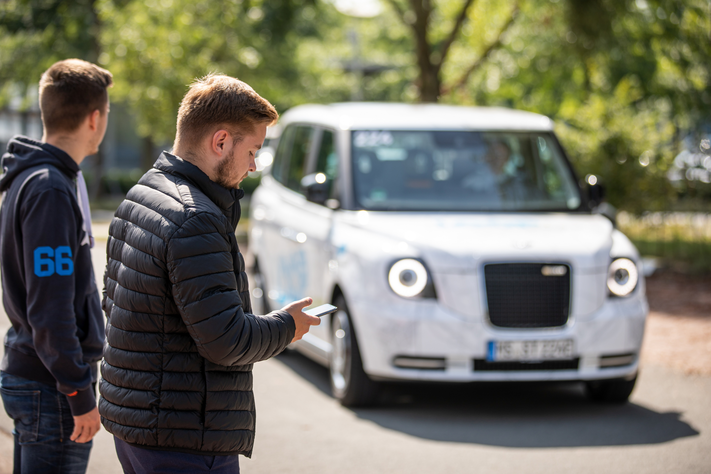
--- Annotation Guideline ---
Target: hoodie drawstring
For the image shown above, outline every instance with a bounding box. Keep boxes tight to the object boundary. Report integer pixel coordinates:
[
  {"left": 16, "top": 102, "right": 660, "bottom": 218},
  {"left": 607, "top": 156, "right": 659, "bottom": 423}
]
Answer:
[{"left": 76, "top": 171, "right": 94, "bottom": 248}]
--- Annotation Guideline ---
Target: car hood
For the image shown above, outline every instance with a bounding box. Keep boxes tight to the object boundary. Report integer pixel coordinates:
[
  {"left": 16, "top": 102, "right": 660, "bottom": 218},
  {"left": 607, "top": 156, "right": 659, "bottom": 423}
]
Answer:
[{"left": 340, "top": 211, "right": 614, "bottom": 273}]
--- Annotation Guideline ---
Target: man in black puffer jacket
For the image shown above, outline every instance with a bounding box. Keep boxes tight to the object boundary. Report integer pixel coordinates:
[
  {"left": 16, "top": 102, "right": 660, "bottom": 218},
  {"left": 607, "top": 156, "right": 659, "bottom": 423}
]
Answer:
[{"left": 99, "top": 74, "right": 320, "bottom": 473}]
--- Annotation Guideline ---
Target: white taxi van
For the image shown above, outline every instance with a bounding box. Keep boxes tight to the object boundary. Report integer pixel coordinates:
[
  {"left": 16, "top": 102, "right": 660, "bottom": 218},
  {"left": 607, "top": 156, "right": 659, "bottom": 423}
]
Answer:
[{"left": 248, "top": 103, "right": 647, "bottom": 406}]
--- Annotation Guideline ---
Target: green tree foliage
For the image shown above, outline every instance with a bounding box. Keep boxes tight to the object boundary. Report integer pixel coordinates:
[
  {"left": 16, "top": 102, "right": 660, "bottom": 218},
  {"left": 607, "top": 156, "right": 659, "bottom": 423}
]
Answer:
[
  {"left": 0, "top": 0, "right": 109, "bottom": 196},
  {"left": 0, "top": 0, "right": 101, "bottom": 107},
  {"left": 290, "top": 5, "right": 413, "bottom": 102},
  {"left": 96, "top": 0, "right": 337, "bottom": 144},
  {"left": 379, "top": 0, "right": 519, "bottom": 102},
  {"left": 2, "top": 0, "right": 707, "bottom": 211},
  {"left": 442, "top": 0, "right": 710, "bottom": 212},
  {"left": 339, "top": 0, "right": 708, "bottom": 211}
]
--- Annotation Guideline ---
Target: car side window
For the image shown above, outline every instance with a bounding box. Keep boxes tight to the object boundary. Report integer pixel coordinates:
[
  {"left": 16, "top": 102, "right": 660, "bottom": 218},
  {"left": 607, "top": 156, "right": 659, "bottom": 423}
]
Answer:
[
  {"left": 315, "top": 130, "right": 339, "bottom": 198},
  {"left": 271, "top": 125, "right": 295, "bottom": 185},
  {"left": 286, "top": 126, "right": 315, "bottom": 192},
  {"left": 315, "top": 130, "right": 338, "bottom": 178}
]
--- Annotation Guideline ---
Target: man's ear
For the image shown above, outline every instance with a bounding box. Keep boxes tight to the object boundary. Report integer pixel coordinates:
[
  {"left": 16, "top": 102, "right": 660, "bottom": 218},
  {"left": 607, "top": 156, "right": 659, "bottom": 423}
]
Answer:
[
  {"left": 87, "top": 109, "right": 101, "bottom": 131},
  {"left": 210, "top": 130, "right": 230, "bottom": 157}
]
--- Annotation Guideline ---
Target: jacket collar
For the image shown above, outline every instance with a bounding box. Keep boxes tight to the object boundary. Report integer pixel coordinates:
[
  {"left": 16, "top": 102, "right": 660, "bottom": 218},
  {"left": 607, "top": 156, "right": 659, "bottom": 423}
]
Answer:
[{"left": 153, "top": 152, "right": 244, "bottom": 228}]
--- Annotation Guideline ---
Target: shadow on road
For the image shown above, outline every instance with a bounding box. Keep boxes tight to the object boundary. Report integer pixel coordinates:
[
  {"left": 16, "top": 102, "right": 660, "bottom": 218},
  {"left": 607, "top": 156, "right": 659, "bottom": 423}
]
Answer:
[{"left": 275, "top": 351, "right": 699, "bottom": 448}]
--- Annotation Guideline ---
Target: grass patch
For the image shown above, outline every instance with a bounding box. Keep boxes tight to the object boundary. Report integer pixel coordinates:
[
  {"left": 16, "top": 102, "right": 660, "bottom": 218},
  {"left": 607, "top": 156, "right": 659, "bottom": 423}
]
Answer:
[
  {"left": 629, "top": 238, "right": 711, "bottom": 272},
  {"left": 618, "top": 211, "right": 711, "bottom": 273}
]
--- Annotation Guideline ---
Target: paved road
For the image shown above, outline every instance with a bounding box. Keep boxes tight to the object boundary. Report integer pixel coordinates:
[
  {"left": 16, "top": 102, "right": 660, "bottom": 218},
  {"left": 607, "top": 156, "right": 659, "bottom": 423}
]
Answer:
[
  {"left": 243, "top": 351, "right": 710, "bottom": 474},
  {"left": 1, "top": 231, "right": 709, "bottom": 473}
]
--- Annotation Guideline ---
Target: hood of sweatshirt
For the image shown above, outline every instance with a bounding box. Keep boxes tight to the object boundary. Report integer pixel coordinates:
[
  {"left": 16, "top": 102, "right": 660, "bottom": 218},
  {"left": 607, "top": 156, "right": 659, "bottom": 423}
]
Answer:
[{"left": 0, "top": 136, "right": 80, "bottom": 193}]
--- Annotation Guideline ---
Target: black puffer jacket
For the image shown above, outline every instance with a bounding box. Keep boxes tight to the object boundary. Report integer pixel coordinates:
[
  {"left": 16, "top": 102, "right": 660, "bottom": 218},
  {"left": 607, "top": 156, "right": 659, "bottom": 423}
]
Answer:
[{"left": 99, "top": 152, "right": 295, "bottom": 457}]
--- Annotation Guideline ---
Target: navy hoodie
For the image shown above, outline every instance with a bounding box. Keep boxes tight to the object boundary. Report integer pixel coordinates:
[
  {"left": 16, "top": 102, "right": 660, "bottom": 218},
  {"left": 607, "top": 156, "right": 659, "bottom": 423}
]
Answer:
[{"left": 0, "top": 136, "right": 104, "bottom": 416}]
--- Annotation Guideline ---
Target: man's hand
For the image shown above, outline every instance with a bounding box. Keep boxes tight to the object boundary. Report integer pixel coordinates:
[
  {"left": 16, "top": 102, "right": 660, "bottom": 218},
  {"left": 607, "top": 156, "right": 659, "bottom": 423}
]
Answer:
[
  {"left": 281, "top": 297, "right": 321, "bottom": 343},
  {"left": 71, "top": 406, "right": 101, "bottom": 443}
]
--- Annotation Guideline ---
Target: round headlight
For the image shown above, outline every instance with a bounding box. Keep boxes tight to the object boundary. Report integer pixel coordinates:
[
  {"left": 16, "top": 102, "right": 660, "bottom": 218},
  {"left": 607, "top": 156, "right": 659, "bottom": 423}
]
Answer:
[
  {"left": 388, "top": 259, "right": 428, "bottom": 297},
  {"left": 607, "top": 258, "right": 639, "bottom": 297}
]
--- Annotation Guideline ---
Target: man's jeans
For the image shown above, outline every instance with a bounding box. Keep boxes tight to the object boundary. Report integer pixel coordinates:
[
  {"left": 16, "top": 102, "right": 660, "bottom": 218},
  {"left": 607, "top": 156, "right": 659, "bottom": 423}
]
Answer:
[{"left": 0, "top": 372, "right": 92, "bottom": 474}]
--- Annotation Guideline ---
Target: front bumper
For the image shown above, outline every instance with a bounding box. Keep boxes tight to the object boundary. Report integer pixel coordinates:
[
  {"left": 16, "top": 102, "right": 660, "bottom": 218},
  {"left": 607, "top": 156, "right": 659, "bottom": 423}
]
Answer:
[{"left": 350, "top": 293, "right": 647, "bottom": 383}]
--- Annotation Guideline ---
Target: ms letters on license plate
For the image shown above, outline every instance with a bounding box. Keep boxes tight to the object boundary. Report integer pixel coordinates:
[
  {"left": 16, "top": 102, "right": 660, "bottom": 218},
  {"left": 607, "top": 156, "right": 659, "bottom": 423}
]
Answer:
[{"left": 486, "top": 340, "right": 574, "bottom": 362}]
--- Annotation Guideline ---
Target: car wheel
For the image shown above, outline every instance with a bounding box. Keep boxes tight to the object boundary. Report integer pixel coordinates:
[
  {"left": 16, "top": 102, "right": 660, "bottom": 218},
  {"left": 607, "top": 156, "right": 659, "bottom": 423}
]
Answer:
[
  {"left": 584, "top": 373, "right": 638, "bottom": 403},
  {"left": 250, "top": 260, "right": 270, "bottom": 315},
  {"left": 330, "top": 296, "right": 379, "bottom": 407}
]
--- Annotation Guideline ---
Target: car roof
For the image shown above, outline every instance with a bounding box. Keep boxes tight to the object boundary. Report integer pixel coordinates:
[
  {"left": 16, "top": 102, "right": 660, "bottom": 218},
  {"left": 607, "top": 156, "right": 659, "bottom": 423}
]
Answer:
[{"left": 276, "top": 102, "right": 554, "bottom": 132}]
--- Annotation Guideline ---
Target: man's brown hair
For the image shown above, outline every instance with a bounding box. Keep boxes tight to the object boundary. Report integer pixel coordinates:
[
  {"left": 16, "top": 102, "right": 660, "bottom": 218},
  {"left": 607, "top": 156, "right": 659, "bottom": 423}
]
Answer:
[
  {"left": 39, "top": 59, "right": 113, "bottom": 134},
  {"left": 174, "top": 74, "right": 279, "bottom": 154}
]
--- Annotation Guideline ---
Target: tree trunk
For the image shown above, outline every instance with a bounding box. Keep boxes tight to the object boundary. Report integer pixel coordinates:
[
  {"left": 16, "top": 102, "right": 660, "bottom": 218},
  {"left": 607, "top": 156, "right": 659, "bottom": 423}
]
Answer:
[
  {"left": 418, "top": 63, "right": 441, "bottom": 102},
  {"left": 410, "top": 0, "right": 440, "bottom": 103}
]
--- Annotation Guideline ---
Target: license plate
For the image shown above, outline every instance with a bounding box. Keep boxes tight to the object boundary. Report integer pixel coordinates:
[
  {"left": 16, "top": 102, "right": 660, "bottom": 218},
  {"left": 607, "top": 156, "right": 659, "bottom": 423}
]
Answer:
[{"left": 487, "top": 339, "right": 574, "bottom": 362}]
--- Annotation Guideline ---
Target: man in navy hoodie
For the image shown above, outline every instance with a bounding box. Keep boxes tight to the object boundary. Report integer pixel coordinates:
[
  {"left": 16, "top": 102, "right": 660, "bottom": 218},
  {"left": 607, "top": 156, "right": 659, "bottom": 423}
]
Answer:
[{"left": 0, "top": 59, "right": 112, "bottom": 474}]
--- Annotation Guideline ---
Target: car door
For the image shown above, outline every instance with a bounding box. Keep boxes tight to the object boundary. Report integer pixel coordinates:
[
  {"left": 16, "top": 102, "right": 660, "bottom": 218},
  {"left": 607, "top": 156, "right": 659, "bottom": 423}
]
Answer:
[
  {"left": 256, "top": 124, "right": 340, "bottom": 361},
  {"left": 291, "top": 128, "right": 341, "bottom": 358},
  {"left": 258, "top": 124, "right": 315, "bottom": 310}
]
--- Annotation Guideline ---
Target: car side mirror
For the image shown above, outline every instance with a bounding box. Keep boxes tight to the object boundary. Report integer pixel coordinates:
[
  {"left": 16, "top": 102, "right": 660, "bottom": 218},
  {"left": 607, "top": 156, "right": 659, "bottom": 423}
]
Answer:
[
  {"left": 301, "top": 173, "right": 329, "bottom": 205},
  {"left": 586, "top": 180, "right": 617, "bottom": 226},
  {"left": 587, "top": 181, "right": 605, "bottom": 209}
]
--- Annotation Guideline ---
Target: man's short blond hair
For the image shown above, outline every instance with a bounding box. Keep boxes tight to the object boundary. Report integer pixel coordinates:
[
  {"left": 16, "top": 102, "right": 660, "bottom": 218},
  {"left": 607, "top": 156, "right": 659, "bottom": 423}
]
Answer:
[
  {"left": 174, "top": 74, "right": 278, "bottom": 152},
  {"left": 39, "top": 59, "right": 113, "bottom": 134}
]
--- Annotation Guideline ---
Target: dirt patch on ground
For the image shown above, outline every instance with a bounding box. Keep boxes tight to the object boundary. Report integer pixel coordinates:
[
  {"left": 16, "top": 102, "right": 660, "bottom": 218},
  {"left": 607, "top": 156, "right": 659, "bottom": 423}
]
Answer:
[{"left": 640, "top": 270, "right": 711, "bottom": 376}]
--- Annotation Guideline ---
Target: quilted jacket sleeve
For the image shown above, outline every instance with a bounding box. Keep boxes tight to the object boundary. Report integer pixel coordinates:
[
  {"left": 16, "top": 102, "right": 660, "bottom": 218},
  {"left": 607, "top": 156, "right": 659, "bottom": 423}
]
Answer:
[{"left": 166, "top": 212, "right": 295, "bottom": 366}]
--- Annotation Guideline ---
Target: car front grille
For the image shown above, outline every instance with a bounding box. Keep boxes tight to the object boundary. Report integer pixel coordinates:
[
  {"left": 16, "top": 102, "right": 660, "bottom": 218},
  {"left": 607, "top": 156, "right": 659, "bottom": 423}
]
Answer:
[
  {"left": 473, "top": 359, "right": 579, "bottom": 372},
  {"left": 484, "top": 263, "right": 571, "bottom": 328}
]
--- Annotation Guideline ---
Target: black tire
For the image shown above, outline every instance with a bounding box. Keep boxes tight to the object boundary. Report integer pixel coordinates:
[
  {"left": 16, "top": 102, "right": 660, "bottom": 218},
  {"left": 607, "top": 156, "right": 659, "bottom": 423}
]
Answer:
[
  {"left": 585, "top": 373, "right": 638, "bottom": 403},
  {"left": 250, "top": 260, "right": 271, "bottom": 315},
  {"left": 329, "top": 296, "right": 380, "bottom": 407}
]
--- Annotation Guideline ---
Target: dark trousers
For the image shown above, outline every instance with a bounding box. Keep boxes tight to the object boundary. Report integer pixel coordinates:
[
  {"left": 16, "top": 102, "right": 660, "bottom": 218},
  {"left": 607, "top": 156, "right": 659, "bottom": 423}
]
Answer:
[
  {"left": 0, "top": 371, "right": 92, "bottom": 474},
  {"left": 114, "top": 437, "right": 240, "bottom": 474}
]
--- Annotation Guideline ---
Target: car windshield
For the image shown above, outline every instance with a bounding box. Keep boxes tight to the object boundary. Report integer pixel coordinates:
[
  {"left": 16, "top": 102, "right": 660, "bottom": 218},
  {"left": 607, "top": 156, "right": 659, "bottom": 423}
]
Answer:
[{"left": 351, "top": 130, "right": 582, "bottom": 211}]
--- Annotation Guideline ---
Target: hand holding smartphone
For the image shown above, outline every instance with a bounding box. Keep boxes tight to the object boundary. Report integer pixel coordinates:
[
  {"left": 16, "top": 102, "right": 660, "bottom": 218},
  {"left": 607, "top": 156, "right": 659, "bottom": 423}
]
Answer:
[{"left": 303, "top": 303, "right": 338, "bottom": 318}]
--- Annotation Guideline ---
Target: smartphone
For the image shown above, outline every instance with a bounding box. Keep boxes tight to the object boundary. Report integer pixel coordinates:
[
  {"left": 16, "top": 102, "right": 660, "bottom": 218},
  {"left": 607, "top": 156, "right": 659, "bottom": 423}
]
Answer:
[{"left": 303, "top": 303, "right": 338, "bottom": 318}]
